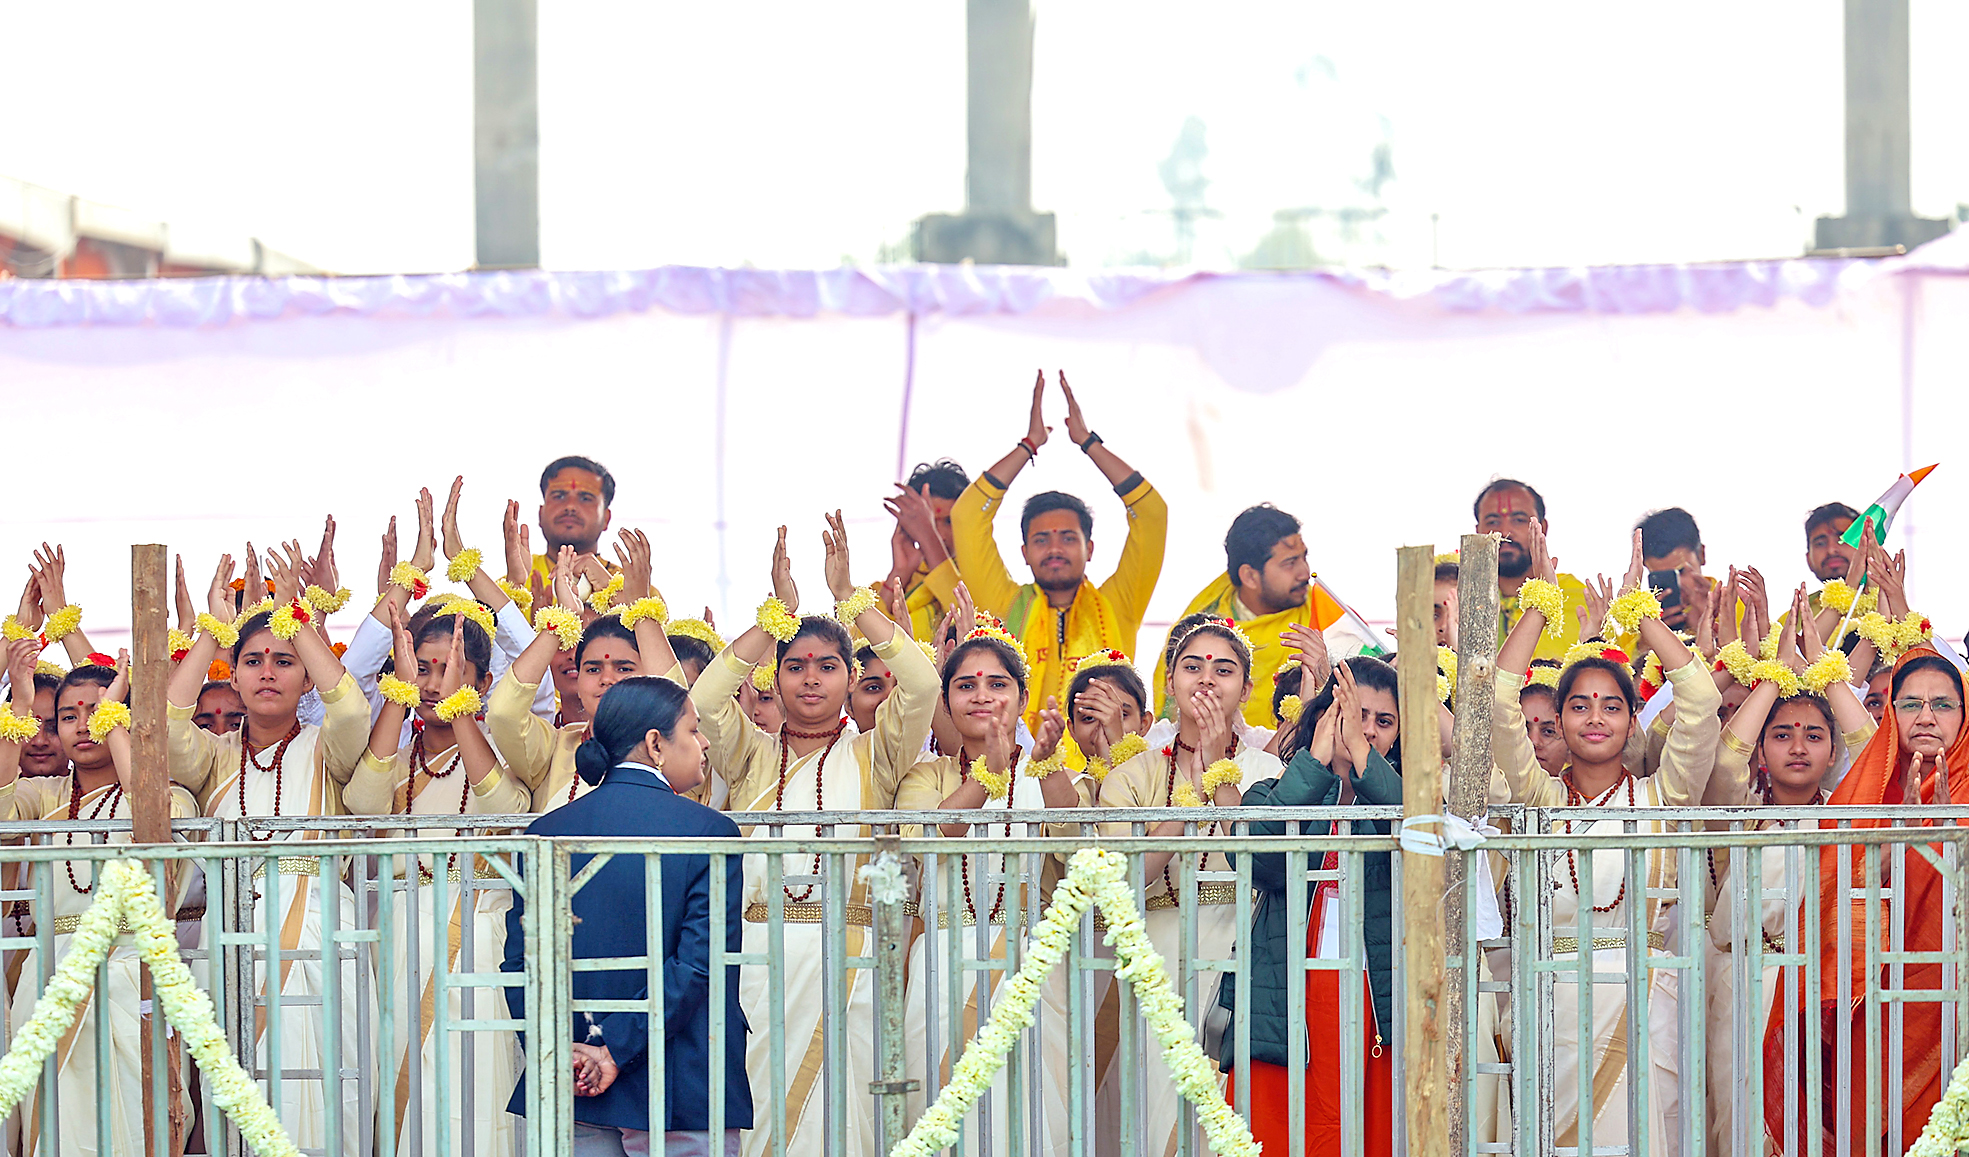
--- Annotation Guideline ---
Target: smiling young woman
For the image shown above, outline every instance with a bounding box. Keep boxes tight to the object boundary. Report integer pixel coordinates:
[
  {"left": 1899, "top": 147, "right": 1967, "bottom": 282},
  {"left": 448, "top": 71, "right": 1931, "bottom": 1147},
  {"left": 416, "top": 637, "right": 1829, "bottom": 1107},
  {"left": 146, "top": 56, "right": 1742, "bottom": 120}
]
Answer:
[{"left": 1489, "top": 525, "right": 1721, "bottom": 1156}]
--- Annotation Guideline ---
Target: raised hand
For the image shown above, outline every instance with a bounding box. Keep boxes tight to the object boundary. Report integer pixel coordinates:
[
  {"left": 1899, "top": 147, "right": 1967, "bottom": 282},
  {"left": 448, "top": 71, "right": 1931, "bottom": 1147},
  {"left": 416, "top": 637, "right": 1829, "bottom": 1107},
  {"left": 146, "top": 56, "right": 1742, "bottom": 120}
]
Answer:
[
  {"left": 7, "top": 637, "right": 39, "bottom": 692},
  {"left": 1525, "top": 518, "right": 1558, "bottom": 586},
  {"left": 1193, "top": 683, "right": 1230, "bottom": 764},
  {"left": 388, "top": 602, "right": 419, "bottom": 684},
  {"left": 612, "top": 529, "right": 654, "bottom": 601},
  {"left": 241, "top": 542, "right": 264, "bottom": 605},
  {"left": 1025, "top": 369, "right": 1051, "bottom": 451},
  {"left": 309, "top": 515, "right": 340, "bottom": 593},
  {"left": 437, "top": 616, "right": 467, "bottom": 698},
  {"left": 1281, "top": 622, "right": 1330, "bottom": 686},
  {"left": 412, "top": 487, "right": 438, "bottom": 573},
  {"left": 173, "top": 554, "right": 195, "bottom": 634},
  {"left": 207, "top": 554, "right": 238, "bottom": 621},
  {"left": 1739, "top": 567, "right": 1771, "bottom": 649},
  {"left": 503, "top": 499, "right": 532, "bottom": 586},
  {"left": 1032, "top": 697, "right": 1066, "bottom": 763},
  {"left": 14, "top": 570, "right": 41, "bottom": 633},
  {"left": 821, "top": 510, "right": 854, "bottom": 601},
  {"left": 1059, "top": 370, "right": 1089, "bottom": 446},
  {"left": 1620, "top": 528, "right": 1646, "bottom": 595},
  {"left": 885, "top": 578, "right": 913, "bottom": 639},
  {"left": 32, "top": 543, "right": 69, "bottom": 610},
  {"left": 441, "top": 476, "right": 467, "bottom": 562},
  {"left": 984, "top": 708, "right": 1018, "bottom": 778},
  {"left": 102, "top": 649, "right": 130, "bottom": 704},
  {"left": 884, "top": 484, "right": 944, "bottom": 559},
  {"left": 266, "top": 541, "right": 307, "bottom": 606},
  {"left": 770, "top": 527, "right": 798, "bottom": 614},
  {"left": 952, "top": 581, "right": 976, "bottom": 636},
  {"left": 378, "top": 516, "right": 399, "bottom": 597},
  {"left": 1713, "top": 566, "right": 1741, "bottom": 648},
  {"left": 1079, "top": 678, "right": 1125, "bottom": 752},
  {"left": 551, "top": 547, "right": 582, "bottom": 614},
  {"left": 1334, "top": 661, "right": 1371, "bottom": 773},
  {"left": 1577, "top": 575, "right": 1615, "bottom": 638}
]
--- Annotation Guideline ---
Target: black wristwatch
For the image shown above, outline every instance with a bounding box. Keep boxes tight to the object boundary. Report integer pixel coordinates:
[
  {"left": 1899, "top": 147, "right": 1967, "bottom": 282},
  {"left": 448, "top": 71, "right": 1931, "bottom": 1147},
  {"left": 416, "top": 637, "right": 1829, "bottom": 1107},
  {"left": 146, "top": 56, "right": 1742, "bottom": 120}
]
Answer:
[{"left": 1078, "top": 431, "right": 1103, "bottom": 453}]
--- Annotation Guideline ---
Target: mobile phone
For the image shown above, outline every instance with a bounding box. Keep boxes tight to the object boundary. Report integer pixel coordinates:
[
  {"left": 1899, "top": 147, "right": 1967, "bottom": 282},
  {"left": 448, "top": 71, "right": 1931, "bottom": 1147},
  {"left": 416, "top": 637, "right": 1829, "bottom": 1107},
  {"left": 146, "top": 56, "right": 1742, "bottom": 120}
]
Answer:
[{"left": 1646, "top": 569, "right": 1682, "bottom": 612}]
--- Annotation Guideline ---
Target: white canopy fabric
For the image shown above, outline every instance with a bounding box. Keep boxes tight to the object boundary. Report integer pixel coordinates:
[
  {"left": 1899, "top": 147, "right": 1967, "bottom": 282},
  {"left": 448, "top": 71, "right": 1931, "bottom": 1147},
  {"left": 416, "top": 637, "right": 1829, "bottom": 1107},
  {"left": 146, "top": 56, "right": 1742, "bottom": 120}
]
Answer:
[{"left": 1, "top": 239, "right": 1960, "bottom": 658}]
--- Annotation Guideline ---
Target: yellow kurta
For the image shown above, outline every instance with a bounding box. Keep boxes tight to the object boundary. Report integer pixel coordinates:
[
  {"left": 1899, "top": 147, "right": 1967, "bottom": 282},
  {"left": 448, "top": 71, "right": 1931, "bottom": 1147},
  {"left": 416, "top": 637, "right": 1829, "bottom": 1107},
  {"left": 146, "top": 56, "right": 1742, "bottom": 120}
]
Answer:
[
  {"left": 895, "top": 754, "right": 1071, "bottom": 1157},
  {"left": 1501, "top": 572, "right": 1591, "bottom": 663},
  {"left": 896, "top": 558, "right": 962, "bottom": 642},
  {"left": 345, "top": 739, "right": 530, "bottom": 1157},
  {"left": 485, "top": 669, "right": 594, "bottom": 812},
  {"left": 167, "top": 673, "right": 374, "bottom": 1154},
  {"left": 1492, "top": 659, "right": 1720, "bottom": 1156},
  {"left": 690, "top": 634, "right": 936, "bottom": 1157},
  {"left": 952, "top": 472, "right": 1168, "bottom": 734},
  {"left": 0, "top": 778, "right": 197, "bottom": 1157},
  {"left": 1097, "top": 745, "right": 1282, "bottom": 1157}
]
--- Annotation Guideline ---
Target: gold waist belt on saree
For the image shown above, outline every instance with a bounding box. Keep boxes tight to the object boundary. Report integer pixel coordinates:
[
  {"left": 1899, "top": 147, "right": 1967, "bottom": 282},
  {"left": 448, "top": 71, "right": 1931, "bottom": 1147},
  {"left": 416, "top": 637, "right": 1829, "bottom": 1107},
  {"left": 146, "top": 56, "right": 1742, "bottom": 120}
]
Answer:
[
  {"left": 1551, "top": 931, "right": 1667, "bottom": 954},
  {"left": 49, "top": 914, "right": 137, "bottom": 936},
  {"left": 251, "top": 857, "right": 322, "bottom": 880}
]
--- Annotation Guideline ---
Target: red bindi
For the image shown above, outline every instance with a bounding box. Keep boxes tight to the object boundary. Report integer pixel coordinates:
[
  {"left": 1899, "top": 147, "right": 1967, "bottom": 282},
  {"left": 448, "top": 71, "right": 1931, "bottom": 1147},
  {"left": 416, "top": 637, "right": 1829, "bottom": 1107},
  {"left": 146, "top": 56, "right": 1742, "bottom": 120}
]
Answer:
[
  {"left": 805, "top": 652, "right": 814, "bottom": 659},
  {"left": 1205, "top": 654, "right": 1214, "bottom": 661}
]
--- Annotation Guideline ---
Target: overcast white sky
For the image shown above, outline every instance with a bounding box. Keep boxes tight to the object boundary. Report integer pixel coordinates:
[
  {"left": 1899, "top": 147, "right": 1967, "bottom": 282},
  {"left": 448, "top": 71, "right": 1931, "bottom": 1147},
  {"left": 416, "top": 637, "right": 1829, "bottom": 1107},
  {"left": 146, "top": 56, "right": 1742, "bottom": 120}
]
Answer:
[{"left": 2, "top": 0, "right": 1963, "bottom": 275}]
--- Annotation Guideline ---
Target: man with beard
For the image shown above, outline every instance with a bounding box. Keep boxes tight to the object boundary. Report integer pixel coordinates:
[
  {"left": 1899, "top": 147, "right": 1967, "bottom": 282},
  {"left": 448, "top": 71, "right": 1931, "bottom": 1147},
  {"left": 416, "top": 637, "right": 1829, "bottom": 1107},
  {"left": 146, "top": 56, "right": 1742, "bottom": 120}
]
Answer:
[
  {"left": 529, "top": 455, "right": 617, "bottom": 585},
  {"left": 1637, "top": 506, "right": 1712, "bottom": 633},
  {"left": 1153, "top": 503, "right": 1322, "bottom": 726},
  {"left": 1803, "top": 501, "right": 1861, "bottom": 614},
  {"left": 952, "top": 371, "right": 1167, "bottom": 736},
  {"left": 1476, "top": 477, "right": 1588, "bottom": 661}
]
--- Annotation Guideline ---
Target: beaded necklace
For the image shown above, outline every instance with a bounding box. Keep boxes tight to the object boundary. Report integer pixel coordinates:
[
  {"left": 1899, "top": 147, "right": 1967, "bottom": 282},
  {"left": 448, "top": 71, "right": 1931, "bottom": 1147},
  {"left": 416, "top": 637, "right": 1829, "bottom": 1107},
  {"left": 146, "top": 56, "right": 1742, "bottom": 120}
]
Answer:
[
  {"left": 773, "top": 719, "right": 849, "bottom": 902},
  {"left": 240, "top": 723, "right": 304, "bottom": 841},
  {"left": 404, "top": 733, "right": 472, "bottom": 882},
  {"left": 1705, "top": 777, "right": 1822, "bottom": 952},
  {"left": 1159, "top": 734, "right": 1239, "bottom": 904},
  {"left": 958, "top": 745, "right": 1020, "bottom": 923},
  {"left": 64, "top": 775, "right": 123, "bottom": 895},
  {"left": 1557, "top": 771, "right": 1634, "bottom": 913}
]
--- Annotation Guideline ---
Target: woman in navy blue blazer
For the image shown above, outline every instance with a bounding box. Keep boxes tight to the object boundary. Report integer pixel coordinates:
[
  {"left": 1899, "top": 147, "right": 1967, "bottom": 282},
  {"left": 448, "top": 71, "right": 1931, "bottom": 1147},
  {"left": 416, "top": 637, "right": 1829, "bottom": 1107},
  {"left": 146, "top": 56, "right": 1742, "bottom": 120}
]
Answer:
[{"left": 504, "top": 676, "right": 752, "bottom": 1157}]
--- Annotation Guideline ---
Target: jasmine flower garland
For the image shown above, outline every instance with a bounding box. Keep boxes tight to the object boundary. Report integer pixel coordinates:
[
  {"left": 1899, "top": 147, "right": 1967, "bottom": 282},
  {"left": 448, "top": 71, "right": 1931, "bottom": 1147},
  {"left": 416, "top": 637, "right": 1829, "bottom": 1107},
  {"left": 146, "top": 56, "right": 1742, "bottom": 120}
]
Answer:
[
  {"left": 887, "top": 848, "right": 1260, "bottom": 1157},
  {"left": 1911, "top": 1051, "right": 1969, "bottom": 1157}
]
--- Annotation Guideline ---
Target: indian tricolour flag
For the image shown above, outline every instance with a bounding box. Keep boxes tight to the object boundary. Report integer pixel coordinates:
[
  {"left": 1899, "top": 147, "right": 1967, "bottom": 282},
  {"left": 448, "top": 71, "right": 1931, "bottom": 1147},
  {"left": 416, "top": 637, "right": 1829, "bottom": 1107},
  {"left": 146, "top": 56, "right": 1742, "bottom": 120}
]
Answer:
[
  {"left": 1311, "top": 578, "right": 1388, "bottom": 659},
  {"left": 1841, "top": 464, "right": 1939, "bottom": 547}
]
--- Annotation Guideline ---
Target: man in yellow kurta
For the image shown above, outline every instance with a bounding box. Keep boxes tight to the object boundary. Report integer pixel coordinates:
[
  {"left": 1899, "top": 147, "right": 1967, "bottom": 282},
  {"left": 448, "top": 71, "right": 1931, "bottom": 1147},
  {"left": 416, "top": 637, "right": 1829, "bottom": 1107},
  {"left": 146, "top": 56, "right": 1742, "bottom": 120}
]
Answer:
[
  {"left": 878, "top": 459, "right": 968, "bottom": 639},
  {"left": 1477, "top": 478, "right": 1589, "bottom": 662},
  {"left": 1152, "top": 503, "right": 1317, "bottom": 727},
  {"left": 527, "top": 454, "right": 617, "bottom": 585},
  {"left": 952, "top": 372, "right": 1167, "bottom": 734}
]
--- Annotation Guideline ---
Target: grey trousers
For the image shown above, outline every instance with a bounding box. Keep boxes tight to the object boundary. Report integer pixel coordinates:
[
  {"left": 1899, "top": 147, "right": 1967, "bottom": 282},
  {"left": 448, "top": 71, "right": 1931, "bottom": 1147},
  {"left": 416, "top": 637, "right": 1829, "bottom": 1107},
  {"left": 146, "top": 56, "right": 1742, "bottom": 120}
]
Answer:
[{"left": 572, "top": 1122, "right": 743, "bottom": 1157}]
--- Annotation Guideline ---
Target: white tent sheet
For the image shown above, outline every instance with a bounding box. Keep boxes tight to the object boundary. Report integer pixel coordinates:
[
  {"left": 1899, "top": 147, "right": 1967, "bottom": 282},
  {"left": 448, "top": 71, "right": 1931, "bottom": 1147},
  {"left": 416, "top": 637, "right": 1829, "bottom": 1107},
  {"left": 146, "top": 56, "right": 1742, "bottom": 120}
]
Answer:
[{"left": 0, "top": 247, "right": 1960, "bottom": 658}]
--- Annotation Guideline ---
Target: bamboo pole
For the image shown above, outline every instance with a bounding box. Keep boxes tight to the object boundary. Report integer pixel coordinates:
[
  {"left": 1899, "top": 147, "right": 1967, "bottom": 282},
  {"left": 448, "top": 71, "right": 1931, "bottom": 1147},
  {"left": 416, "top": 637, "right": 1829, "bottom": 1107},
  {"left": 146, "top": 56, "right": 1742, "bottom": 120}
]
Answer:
[
  {"left": 1397, "top": 545, "right": 1448, "bottom": 1154},
  {"left": 130, "top": 544, "right": 182, "bottom": 1156},
  {"left": 1442, "top": 532, "right": 1500, "bottom": 1152}
]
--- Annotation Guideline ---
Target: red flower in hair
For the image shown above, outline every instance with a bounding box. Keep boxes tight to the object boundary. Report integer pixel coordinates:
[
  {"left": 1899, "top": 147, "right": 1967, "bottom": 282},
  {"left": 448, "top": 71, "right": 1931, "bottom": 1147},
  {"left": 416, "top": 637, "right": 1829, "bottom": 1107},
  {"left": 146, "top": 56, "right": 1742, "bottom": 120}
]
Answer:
[
  {"left": 86, "top": 652, "right": 115, "bottom": 668},
  {"left": 1599, "top": 647, "right": 1630, "bottom": 666}
]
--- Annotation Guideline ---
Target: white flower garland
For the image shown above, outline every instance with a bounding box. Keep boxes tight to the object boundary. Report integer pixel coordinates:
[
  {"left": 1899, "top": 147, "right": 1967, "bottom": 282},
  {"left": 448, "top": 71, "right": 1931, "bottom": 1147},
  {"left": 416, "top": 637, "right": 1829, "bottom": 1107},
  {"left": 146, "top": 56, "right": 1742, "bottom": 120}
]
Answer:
[
  {"left": 1911, "top": 1050, "right": 1969, "bottom": 1156},
  {"left": 0, "top": 859, "right": 300, "bottom": 1157},
  {"left": 888, "top": 847, "right": 1259, "bottom": 1157}
]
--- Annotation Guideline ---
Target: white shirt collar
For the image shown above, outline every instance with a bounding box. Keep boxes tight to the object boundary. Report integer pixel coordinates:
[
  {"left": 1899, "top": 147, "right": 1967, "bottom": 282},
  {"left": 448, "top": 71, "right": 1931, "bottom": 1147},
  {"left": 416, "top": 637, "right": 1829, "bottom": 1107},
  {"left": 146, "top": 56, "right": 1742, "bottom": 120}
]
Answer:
[{"left": 616, "top": 760, "right": 670, "bottom": 789}]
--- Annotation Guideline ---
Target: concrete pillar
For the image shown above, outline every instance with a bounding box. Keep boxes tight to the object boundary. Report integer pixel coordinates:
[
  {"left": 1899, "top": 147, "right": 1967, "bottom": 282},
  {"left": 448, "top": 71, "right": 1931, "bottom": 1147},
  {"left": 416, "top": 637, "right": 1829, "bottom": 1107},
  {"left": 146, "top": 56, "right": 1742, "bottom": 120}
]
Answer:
[
  {"left": 475, "top": 0, "right": 541, "bottom": 269},
  {"left": 1813, "top": 0, "right": 1950, "bottom": 252}
]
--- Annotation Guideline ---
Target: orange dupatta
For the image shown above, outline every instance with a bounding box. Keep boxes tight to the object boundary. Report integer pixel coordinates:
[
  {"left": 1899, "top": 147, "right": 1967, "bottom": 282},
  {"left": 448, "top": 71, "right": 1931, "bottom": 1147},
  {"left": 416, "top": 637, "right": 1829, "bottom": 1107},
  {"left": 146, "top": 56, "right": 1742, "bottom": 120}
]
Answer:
[{"left": 1762, "top": 647, "right": 1969, "bottom": 1151}]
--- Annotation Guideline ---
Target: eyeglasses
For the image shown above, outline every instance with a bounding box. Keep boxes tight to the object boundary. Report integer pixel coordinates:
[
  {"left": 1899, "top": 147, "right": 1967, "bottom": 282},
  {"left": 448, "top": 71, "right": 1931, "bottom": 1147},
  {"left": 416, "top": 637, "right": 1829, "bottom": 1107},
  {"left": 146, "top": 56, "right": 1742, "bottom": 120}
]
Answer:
[{"left": 1894, "top": 697, "right": 1963, "bottom": 717}]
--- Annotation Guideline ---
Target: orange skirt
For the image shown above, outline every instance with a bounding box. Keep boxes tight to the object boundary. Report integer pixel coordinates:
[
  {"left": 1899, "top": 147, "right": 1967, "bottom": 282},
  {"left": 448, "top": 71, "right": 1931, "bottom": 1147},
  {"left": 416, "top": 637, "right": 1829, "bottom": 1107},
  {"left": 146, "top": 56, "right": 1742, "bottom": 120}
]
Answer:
[{"left": 1225, "top": 896, "right": 1393, "bottom": 1157}]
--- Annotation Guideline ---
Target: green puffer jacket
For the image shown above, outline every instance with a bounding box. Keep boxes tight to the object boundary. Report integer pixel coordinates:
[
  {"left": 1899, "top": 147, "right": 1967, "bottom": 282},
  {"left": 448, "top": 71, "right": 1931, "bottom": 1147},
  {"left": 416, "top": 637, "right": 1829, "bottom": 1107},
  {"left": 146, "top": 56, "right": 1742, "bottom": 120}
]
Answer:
[{"left": 1216, "top": 746, "right": 1400, "bottom": 1071}]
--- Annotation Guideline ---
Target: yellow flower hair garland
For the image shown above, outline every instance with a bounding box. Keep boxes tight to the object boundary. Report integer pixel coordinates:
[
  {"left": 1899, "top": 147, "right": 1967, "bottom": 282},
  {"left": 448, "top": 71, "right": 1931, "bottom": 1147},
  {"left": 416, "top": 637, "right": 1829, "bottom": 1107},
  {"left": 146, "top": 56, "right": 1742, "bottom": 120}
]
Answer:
[
  {"left": 378, "top": 675, "right": 421, "bottom": 708},
  {"left": 916, "top": 640, "right": 939, "bottom": 667},
  {"left": 962, "top": 613, "right": 1030, "bottom": 669},
  {"left": 968, "top": 754, "right": 1012, "bottom": 800},
  {"left": 1083, "top": 732, "right": 1148, "bottom": 783},
  {"left": 1277, "top": 694, "right": 1304, "bottom": 724},
  {"left": 618, "top": 596, "right": 670, "bottom": 630},
  {"left": 432, "top": 594, "right": 496, "bottom": 637},
  {"left": 42, "top": 604, "right": 81, "bottom": 642},
  {"left": 534, "top": 606, "right": 583, "bottom": 651},
  {"left": 303, "top": 586, "right": 351, "bottom": 615},
  {"left": 1747, "top": 659, "right": 1802, "bottom": 699},
  {"left": 444, "top": 547, "right": 483, "bottom": 585},
  {"left": 34, "top": 660, "right": 66, "bottom": 679},
  {"left": 1602, "top": 587, "right": 1662, "bottom": 639},
  {"left": 1714, "top": 640, "right": 1756, "bottom": 687},
  {"left": 1818, "top": 578, "right": 1877, "bottom": 617},
  {"left": 0, "top": 707, "right": 38, "bottom": 743},
  {"left": 587, "top": 573, "right": 626, "bottom": 614},
  {"left": 757, "top": 596, "right": 800, "bottom": 643},
  {"left": 435, "top": 686, "right": 483, "bottom": 722},
  {"left": 267, "top": 601, "right": 312, "bottom": 641},
  {"left": 1800, "top": 650, "right": 1854, "bottom": 696},
  {"left": 1525, "top": 664, "right": 1561, "bottom": 689},
  {"left": 86, "top": 700, "right": 132, "bottom": 743},
  {"left": 751, "top": 660, "right": 777, "bottom": 692},
  {"left": 1516, "top": 579, "right": 1566, "bottom": 639},
  {"left": 237, "top": 598, "right": 275, "bottom": 625},
  {"left": 1074, "top": 648, "right": 1133, "bottom": 673},
  {"left": 833, "top": 586, "right": 880, "bottom": 626},
  {"left": 196, "top": 613, "right": 239, "bottom": 649},
  {"left": 388, "top": 562, "right": 430, "bottom": 599},
  {"left": 496, "top": 579, "right": 533, "bottom": 618},
  {"left": 666, "top": 617, "right": 726, "bottom": 653}
]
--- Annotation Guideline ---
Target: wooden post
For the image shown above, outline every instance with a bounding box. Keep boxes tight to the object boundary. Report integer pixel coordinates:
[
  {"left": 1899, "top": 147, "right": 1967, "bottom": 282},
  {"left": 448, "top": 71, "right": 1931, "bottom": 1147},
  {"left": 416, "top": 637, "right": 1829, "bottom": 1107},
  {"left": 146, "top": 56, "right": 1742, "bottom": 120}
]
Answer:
[
  {"left": 1442, "top": 532, "right": 1500, "bottom": 1153},
  {"left": 130, "top": 544, "right": 171, "bottom": 844},
  {"left": 1397, "top": 545, "right": 1448, "bottom": 1154}
]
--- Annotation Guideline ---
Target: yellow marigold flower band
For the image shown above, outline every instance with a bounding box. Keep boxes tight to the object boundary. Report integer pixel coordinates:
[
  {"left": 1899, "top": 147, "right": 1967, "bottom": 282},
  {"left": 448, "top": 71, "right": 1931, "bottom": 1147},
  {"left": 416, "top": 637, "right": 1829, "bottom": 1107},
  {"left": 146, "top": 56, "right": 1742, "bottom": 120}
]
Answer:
[
  {"left": 1526, "top": 665, "right": 1561, "bottom": 688},
  {"left": 196, "top": 613, "right": 239, "bottom": 649},
  {"left": 1714, "top": 640, "right": 1756, "bottom": 687},
  {"left": 435, "top": 686, "right": 483, "bottom": 722},
  {"left": 968, "top": 755, "right": 1011, "bottom": 801},
  {"left": 1028, "top": 753, "right": 1069, "bottom": 779},
  {"left": 497, "top": 579, "right": 533, "bottom": 617},
  {"left": 87, "top": 700, "right": 132, "bottom": 743},
  {"left": 267, "top": 601, "right": 312, "bottom": 641},
  {"left": 389, "top": 562, "right": 431, "bottom": 596},
  {"left": 1170, "top": 781, "right": 1204, "bottom": 808},
  {"left": 534, "top": 606, "right": 583, "bottom": 652},
  {"left": 750, "top": 660, "right": 776, "bottom": 692},
  {"left": 1818, "top": 579, "right": 1876, "bottom": 616},
  {"left": 833, "top": 586, "right": 880, "bottom": 626},
  {"left": 1083, "top": 732, "right": 1148, "bottom": 782},
  {"left": 1799, "top": 650, "right": 1854, "bottom": 696},
  {"left": 1756, "top": 621, "right": 1786, "bottom": 662},
  {"left": 1277, "top": 694, "right": 1304, "bottom": 724},
  {"left": 0, "top": 616, "right": 36, "bottom": 642},
  {"left": 42, "top": 604, "right": 81, "bottom": 642},
  {"left": 378, "top": 675, "right": 422, "bottom": 708},
  {"left": 0, "top": 707, "right": 38, "bottom": 743},
  {"left": 587, "top": 573, "right": 626, "bottom": 613},
  {"left": 1602, "top": 587, "right": 1661, "bottom": 639},
  {"left": 756, "top": 596, "right": 800, "bottom": 643},
  {"left": 168, "top": 628, "right": 195, "bottom": 658},
  {"left": 1746, "top": 659, "right": 1801, "bottom": 699},
  {"left": 619, "top": 596, "right": 670, "bottom": 630},
  {"left": 1201, "top": 758, "right": 1243, "bottom": 795},
  {"left": 34, "top": 660, "right": 65, "bottom": 679},
  {"left": 1854, "top": 610, "right": 1934, "bottom": 662},
  {"left": 303, "top": 586, "right": 352, "bottom": 615},
  {"left": 1516, "top": 579, "right": 1566, "bottom": 639},
  {"left": 444, "top": 548, "right": 483, "bottom": 584}
]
